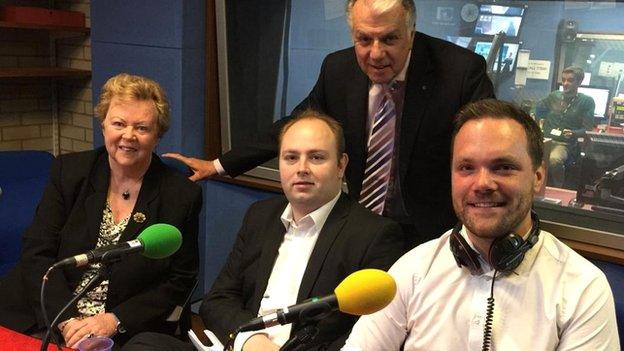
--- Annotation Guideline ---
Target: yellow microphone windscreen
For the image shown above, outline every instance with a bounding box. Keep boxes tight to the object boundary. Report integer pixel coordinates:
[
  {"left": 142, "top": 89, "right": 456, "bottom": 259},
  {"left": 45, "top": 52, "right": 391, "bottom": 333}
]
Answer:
[{"left": 334, "top": 269, "right": 397, "bottom": 315}]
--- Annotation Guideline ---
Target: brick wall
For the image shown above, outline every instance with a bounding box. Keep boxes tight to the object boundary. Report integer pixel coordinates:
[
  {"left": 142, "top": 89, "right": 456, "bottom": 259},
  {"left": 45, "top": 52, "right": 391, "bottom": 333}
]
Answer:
[
  {"left": 57, "top": 0, "right": 92, "bottom": 154},
  {"left": 0, "top": 23, "right": 54, "bottom": 152},
  {"left": 0, "top": 81, "right": 54, "bottom": 152},
  {"left": 0, "top": 0, "right": 92, "bottom": 154}
]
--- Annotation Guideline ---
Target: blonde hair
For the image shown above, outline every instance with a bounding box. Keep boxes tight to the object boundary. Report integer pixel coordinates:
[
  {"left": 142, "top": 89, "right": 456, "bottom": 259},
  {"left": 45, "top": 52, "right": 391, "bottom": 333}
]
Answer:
[{"left": 95, "top": 73, "right": 170, "bottom": 137}]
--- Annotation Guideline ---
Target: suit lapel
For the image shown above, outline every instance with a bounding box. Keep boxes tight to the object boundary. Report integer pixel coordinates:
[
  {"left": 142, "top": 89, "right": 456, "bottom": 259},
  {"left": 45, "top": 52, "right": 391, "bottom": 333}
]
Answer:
[
  {"left": 119, "top": 154, "right": 161, "bottom": 242},
  {"left": 296, "top": 195, "right": 350, "bottom": 302},
  {"left": 345, "top": 69, "right": 369, "bottom": 155},
  {"left": 400, "top": 32, "right": 435, "bottom": 181},
  {"left": 253, "top": 199, "right": 289, "bottom": 303},
  {"left": 344, "top": 59, "right": 369, "bottom": 197},
  {"left": 84, "top": 152, "right": 110, "bottom": 245}
]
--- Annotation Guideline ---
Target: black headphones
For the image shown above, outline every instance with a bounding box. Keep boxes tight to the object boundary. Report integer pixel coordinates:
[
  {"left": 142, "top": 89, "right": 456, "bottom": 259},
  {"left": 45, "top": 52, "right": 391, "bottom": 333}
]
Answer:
[{"left": 449, "top": 211, "right": 540, "bottom": 275}]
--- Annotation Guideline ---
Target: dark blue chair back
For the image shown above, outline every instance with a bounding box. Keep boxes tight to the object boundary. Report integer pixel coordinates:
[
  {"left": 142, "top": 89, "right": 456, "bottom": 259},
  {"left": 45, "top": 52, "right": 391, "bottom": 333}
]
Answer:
[
  {"left": 0, "top": 150, "right": 54, "bottom": 277},
  {"left": 592, "top": 259, "right": 624, "bottom": 341}
]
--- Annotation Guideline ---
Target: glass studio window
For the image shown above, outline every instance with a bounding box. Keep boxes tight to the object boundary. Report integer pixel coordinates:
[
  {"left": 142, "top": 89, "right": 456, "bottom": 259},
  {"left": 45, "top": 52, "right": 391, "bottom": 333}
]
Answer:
[{"left": 213, "top": 0, "right": 624, "bottom": 251}]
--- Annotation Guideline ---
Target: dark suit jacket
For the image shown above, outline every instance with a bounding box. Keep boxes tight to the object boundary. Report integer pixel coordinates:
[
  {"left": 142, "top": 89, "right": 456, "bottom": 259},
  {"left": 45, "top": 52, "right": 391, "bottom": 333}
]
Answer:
[
  {"left": 200, "top": 194, "right": 404, "bottom": 350},
  {"left": 0, "top": 147, "right": 202, "bottom": 343},
  {"left": 220, "top": 32, "right": 494, "bottom": 245}
]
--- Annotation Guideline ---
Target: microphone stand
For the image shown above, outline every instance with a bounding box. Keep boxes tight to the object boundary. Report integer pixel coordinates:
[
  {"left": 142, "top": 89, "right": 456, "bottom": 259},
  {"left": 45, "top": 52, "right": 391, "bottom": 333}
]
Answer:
[
  {"left": 279, "top": 324, "right": 319, "bottom": 351},
  {"left": 224, "top": 328, "right": 239, "bottom": 351},
  {"left": 232, "top": 297, "right": 334, "bottom": 350},
  {"left": 40, "top": 259, "right": 115, "bottom": 351},
  {"left": 279, "top": 303, "right": 331, "bottom": 351}
]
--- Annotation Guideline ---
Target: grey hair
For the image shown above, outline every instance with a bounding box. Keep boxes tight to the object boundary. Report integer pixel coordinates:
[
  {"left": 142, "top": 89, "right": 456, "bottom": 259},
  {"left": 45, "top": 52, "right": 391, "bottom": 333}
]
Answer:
[{"left": 346, "top": 0, "right": 416, "bottom": 32}]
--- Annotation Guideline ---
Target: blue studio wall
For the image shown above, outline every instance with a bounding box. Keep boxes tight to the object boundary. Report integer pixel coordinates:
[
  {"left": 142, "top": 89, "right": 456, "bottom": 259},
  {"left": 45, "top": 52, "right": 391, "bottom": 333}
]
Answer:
[
  {"left": 91, "top": 0, "right": 205, "bottom": 155},
  {"left": 90, "top": 0, "right": 276, "bottom": 297}
]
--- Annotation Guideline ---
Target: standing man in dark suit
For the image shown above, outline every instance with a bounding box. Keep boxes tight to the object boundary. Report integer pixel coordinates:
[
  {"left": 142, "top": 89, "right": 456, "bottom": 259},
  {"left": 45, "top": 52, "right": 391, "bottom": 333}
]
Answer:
[
  {"left": 122, "top": 110, "right": 404, "bottom": 351},
  {"left": 165, "top": 0, "right": 494, "bottom": 248}
]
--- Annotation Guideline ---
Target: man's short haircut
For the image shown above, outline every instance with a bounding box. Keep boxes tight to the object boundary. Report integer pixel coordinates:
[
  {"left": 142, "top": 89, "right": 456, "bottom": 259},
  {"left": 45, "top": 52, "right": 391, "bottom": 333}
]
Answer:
[
  {"left": 562, "top": 66, "right": 585, "bottom": 84},
  {"left": 346, "top": 0, "right": 416, "bottom": 33},
  {"left": 95, "top": 73, "right": 170, "bottom": 137},
  {"left": 279, "top": 109, "right": 346, "bottom": 157},
  {"left": 452, "top": 99, "right": 544, "bottom": 170}
]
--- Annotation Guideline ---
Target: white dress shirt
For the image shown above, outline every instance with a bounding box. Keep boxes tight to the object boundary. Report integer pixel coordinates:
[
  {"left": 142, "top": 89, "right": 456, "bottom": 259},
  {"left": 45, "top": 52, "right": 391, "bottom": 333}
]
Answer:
[
  {"left": 343, "top": 228, "right": 619, "bottom": 351},
  {"left": 234, "top": 191, "right": 342, "bottom": 351}
]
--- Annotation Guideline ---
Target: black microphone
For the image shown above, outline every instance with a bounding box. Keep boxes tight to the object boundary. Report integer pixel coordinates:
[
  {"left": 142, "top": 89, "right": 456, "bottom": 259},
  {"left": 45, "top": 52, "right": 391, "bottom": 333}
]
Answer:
[
  {"left": 52, "top": 223, "right": 182, "bottom": 269},
  {"left": 238, "top": 269, "right": 397, "bottom": 332},
  {"left": 54, "top": 242, "right": 139, "bottom": 268},
  {"left": 239, "top": 295, "right": 337, "bottom": 332}
]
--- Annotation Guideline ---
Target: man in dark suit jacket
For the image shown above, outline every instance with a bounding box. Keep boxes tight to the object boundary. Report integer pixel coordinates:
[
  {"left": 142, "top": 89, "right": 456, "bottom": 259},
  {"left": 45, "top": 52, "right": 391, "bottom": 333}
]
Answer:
[
  {"left": 164, "top": 0, "right": 494, "bottom": 249},
  {"left": 203, "top": 194, "right": 404, "bottom": 351},
  {"left": 0, "top": 148, "right": 202, "bottom": 346},
  {"left": 123, "top": 111, "right": 403, "bottom": 351}
]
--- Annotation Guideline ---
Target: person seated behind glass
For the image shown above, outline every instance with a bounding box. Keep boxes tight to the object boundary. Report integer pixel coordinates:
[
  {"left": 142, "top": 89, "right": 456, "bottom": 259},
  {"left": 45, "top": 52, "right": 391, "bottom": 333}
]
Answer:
[
  {"left": 500, "top": 52, "right": 514, "bottom": 73},
  {"left": 0, "top": 73, "right": 202, "bottom": 348},
  {"left": 535, "top": 66, "right": 595, "bottom": 187}
]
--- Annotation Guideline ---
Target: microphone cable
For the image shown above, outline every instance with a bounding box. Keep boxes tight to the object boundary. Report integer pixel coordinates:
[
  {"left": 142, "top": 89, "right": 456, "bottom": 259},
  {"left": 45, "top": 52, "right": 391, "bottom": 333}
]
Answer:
[
  {"left": 40, "top": 266, "right": 63, "bottom": 351},
  {"left": 481, "top": 270, "right": 498, "bottom": 351},
  {"left": 40, "top": 263, "right": 111, "bottom": 351}
]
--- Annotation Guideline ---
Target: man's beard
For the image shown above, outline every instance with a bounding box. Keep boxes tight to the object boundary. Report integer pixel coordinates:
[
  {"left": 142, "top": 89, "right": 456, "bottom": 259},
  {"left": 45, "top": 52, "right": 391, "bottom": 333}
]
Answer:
[{"left": 458, "top": 195, "right": 532, "bottom": 239}]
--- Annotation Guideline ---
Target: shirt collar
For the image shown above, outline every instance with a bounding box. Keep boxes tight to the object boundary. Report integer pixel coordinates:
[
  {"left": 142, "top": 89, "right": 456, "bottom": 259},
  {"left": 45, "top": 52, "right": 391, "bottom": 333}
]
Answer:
[
  {"left": 459, "top": 226, "right": 491, "bottom": 272},
  {"left": 512, "top": 229, "right": 543, "bottom": 275},
  {"left": 280, "top": 191, "right": 342, "bottom": 231},
  {"left": 460, "top": 225, "right": 539, "bottom": 276}
]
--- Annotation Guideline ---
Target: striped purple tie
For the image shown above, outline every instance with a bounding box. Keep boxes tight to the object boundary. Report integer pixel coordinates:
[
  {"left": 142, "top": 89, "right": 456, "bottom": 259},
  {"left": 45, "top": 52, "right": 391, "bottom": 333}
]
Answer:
[{"left": 359, "top": 84, "right": 396, "bottom": 215}]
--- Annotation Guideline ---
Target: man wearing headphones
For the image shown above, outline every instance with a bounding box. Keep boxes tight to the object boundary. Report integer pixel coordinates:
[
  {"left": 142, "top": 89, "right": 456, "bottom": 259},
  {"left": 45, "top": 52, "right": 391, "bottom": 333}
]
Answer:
[{"left": 342, "top": 99, "right": 619, "bottom": 350}]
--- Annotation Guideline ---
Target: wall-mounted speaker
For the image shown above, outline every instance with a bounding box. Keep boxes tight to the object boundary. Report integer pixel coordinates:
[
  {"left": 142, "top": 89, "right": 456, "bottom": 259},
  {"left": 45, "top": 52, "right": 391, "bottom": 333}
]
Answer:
[{"left": 559, "top": 19, "right": 577, "bottom": 43}]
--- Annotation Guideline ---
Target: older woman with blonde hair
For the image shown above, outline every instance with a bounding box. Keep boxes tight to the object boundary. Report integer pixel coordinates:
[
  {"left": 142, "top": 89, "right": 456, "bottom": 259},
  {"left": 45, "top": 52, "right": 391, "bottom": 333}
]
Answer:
[{"left": 0, "top": 73, "right": 202, "bottom": 348}]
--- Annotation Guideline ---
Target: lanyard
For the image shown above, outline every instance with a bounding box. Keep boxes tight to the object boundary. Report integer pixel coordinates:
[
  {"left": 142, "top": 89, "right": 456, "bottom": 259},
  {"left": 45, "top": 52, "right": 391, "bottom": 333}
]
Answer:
[{"left": 561, "top": 95, "right": 578, "bottom": 115}]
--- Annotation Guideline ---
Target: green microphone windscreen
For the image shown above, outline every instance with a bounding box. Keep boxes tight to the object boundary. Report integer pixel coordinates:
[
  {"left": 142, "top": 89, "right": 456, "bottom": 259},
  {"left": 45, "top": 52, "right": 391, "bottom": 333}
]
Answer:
[
  {"left": 334, "top": 269, "right": 397, "bottom": 315},
  {"left": 137, "top": 223, "right": 182, "bottom": 259}
]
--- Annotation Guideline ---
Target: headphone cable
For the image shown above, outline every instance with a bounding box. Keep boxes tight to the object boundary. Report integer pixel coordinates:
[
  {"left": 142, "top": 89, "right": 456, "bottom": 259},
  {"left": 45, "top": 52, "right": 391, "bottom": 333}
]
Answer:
[{"left": 481, "top": 270, "right": 497, "bottom": 351}]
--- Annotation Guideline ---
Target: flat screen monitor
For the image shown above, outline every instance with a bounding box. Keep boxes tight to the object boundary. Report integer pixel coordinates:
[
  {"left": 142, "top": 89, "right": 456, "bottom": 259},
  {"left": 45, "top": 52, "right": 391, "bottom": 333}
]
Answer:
[
  {"left": 474, "top": 5, "right": 525, "bottom": 37},
  {"left": 582, "top": 72, "right": 591, "bottom": 86},
  {"left": 474, "top": 41, "right": 520, "bottom": 71},
  {"left": 558, "top": 85, "right": 611, "bottom": 118},
  {"left": 446, "top": 36, "right": 473, "bottom": 49}
]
